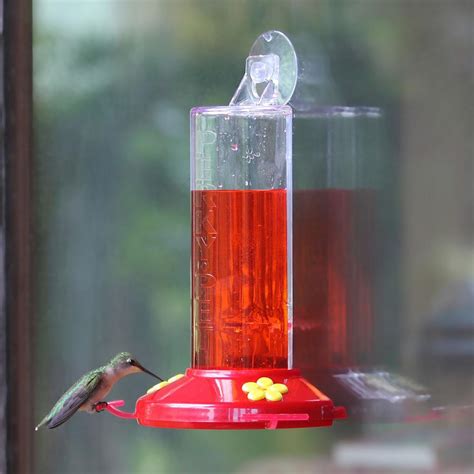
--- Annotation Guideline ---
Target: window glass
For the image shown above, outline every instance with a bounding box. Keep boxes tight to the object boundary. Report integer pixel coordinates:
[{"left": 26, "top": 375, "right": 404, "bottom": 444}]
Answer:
[{"left": 33, "top": 1, "right": 473, "bottom": 473}]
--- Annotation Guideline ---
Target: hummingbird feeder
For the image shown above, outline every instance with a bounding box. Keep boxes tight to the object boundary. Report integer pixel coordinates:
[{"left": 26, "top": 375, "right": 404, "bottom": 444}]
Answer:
[{"left": 104, "top": 31, "right": 346, "bottom": 430}]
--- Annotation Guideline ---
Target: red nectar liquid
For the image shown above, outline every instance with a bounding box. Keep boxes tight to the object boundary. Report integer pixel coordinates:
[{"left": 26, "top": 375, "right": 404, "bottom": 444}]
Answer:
[{"left": 192, "top": 189, "right": 289, "bottom": 369}]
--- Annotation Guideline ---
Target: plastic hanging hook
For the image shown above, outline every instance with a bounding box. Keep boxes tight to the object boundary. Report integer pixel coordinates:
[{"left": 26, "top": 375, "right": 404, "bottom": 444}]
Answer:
[
  {"left": 230, "top": 53, "right": 281, "bottom": 106},
  {"left": 230, "top": 30, "right": 298, "bottom": 107}
]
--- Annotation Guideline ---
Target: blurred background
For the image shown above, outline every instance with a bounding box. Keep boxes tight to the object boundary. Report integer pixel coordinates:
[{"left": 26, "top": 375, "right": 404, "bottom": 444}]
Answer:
[{"left": 32, "top": 0, "right": 473, "bottom": 473}]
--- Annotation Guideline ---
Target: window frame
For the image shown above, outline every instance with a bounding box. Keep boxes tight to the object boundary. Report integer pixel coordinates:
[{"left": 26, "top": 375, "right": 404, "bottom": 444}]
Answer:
[{"left": 3, "top": 0, "right": 34, "bottom": 472}]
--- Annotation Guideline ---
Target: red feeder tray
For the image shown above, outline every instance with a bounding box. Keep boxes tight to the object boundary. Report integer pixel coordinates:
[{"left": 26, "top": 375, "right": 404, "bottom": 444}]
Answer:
[{"left": 105, "top": 368, "right": 346, "bottom": 430}]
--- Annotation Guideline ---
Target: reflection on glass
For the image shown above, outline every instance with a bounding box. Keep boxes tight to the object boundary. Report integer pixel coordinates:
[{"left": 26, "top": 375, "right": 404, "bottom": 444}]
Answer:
[{"left": 293, "top": 107, "right": 431, "bottom": 420}]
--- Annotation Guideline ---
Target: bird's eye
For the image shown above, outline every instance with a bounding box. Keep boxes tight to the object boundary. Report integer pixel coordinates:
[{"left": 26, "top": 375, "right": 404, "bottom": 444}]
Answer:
[{"left": 126, "top": 358, "right": 132, "bottom": 364}]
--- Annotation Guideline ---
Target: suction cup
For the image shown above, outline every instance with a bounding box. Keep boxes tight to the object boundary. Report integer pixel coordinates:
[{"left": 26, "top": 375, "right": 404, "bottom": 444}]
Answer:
[
  {"left": 230, "top": 30, "right": 298, "bottom": 106},
  {"left": 249, "top": 30, "right": 298, "bottom": 105}
]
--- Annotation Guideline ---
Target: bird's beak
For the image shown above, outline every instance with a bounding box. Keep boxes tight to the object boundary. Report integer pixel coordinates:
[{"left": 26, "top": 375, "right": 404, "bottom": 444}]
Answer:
[{"left": 133, "top": 362, "right": 163, "bottom": 381}]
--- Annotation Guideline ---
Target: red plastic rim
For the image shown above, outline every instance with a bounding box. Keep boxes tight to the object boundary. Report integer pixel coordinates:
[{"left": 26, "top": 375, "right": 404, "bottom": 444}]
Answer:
[{"left": 128, "top": 368, "right": 346, "bottom": 430}]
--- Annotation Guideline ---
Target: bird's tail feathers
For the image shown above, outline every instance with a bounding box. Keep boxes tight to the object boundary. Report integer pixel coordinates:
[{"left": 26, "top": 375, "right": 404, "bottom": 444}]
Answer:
[{"left": 35, "top": 417, "right": 49, "bottom": 431}]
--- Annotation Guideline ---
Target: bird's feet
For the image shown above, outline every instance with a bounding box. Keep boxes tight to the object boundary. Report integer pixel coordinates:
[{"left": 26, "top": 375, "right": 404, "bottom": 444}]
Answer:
[{"left": 94, "top": 401, "right": 108, "bottom": 413}]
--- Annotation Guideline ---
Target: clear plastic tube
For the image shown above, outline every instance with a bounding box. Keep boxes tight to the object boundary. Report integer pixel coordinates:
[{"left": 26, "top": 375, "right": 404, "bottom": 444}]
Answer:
[{"left": 191, "top": 105, "right": 293, "bottom": 369}]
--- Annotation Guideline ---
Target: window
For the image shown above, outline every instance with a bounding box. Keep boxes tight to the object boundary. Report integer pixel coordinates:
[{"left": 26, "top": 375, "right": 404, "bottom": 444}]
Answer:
[{"left": 3, "top": 1, "right": 473, "bottom": 472}]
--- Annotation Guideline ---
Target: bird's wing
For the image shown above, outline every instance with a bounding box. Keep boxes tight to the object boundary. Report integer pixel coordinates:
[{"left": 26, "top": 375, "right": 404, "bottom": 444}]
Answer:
[{"left": 43, "top": 369, "right": 102, "bottom": 429}]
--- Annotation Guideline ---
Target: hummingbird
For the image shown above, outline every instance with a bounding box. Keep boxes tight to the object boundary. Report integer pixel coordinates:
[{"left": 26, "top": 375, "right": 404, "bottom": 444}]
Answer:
[{"left": 35, "top": 352, "right": 162, "bottom": 430}]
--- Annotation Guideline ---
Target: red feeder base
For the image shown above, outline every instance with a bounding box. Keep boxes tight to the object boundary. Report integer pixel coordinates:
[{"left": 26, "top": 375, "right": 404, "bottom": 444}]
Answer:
[{"left": 131, "top": 368, "right": 346, "bottom": 430}]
